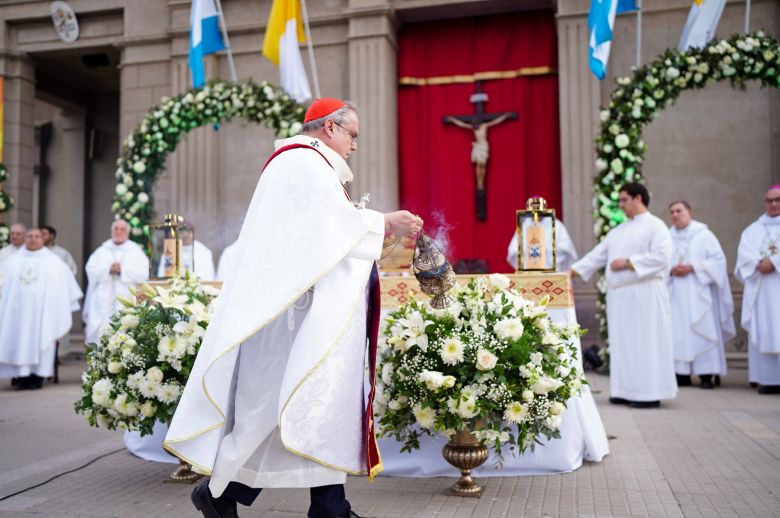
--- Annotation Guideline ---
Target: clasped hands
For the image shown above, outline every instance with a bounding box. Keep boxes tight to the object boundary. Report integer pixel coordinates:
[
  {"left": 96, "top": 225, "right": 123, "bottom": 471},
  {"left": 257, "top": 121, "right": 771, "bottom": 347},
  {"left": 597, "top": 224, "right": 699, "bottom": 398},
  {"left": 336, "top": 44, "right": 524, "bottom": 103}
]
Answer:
[
  {"left": 109, "top": 262, "right": 122, "bottom": 275},
  {"left": 757, "top": 257, "right": 776, "bottom": 274},
  {"left": 385, "top": 210, "right": 424, "bottom": 238},
  {"left": 670, "top": 263, "right": 694, "bottom": 277}
]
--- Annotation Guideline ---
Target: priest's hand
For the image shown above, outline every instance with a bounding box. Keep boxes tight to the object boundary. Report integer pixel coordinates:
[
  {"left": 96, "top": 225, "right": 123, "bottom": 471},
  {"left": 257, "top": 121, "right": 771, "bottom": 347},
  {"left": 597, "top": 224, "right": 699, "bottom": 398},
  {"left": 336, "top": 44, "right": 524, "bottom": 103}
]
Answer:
[
  {"left": 110, "top": 262, "right": 122, "bottom": 275},
  {"left": 671, "top": 264, "right": 694, "bottom": 276},
  {"left": 568, "top": 269, "right": 580, "bottom": 279},
  {"left": 385, "top": 211, "right": 423, "bottom": 237},
  {"left": 757, "top": 257, "right": 776, "bottom": 274},
  {"left": 610, "top": 258, "right": 631, "bottom": 271}
]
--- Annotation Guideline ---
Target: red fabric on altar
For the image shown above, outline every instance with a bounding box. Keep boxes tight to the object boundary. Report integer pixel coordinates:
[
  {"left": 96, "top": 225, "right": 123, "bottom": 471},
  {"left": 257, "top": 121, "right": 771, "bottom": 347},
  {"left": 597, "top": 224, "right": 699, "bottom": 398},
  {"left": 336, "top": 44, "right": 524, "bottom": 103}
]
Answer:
[{"left": 397, "top": 11, "right": 561, "bottom": 273}]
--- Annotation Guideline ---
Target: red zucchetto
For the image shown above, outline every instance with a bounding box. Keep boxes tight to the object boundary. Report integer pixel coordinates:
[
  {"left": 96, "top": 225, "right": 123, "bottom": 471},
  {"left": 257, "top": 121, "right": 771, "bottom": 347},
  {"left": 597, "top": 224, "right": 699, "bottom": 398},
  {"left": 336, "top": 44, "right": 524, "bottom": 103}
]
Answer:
[{"left": 304, "top": 98, "right": 346, "bottom": 123}]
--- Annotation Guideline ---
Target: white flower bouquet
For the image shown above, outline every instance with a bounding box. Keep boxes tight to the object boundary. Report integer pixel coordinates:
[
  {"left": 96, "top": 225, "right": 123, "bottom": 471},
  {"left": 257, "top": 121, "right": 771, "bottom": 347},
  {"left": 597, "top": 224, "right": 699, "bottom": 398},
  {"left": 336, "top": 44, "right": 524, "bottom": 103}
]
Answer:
[
  {"left": 75, "top": 274, "right": 220, "bottom": 435},
  {"left": 375, "top": 274, "right": 586, "bottom": 460}
]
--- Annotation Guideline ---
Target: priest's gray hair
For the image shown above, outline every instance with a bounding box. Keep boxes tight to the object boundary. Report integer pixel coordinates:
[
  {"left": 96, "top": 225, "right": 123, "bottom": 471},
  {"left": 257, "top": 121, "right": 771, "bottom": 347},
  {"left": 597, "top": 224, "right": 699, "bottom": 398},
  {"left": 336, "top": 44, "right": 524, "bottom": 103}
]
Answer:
[
  {"left": 668, "top": 200, "right": 692, "bottom": 211},
  {"left": 112, "top": 219, "right": 130, "bottom": 230},
  {"left": 302, "top": 102, "right": 359, "bottom": 133}
]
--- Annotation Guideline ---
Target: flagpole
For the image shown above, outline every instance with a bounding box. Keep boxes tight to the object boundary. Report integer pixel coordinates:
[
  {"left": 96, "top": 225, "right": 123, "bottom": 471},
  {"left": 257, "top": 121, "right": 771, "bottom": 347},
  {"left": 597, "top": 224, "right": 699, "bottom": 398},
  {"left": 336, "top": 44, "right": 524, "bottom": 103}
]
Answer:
[
  {"left": 636, "top": 0, "right": 642, "bottom": 67},
  {"left": 214, "top": 0, "right": 238, "bottom": 82},
  {"left": 300, "top": 0, "right": 321, "bottom": 99},
  {"left": 744, "top": 0, "right": 751, "bottom": 33}
]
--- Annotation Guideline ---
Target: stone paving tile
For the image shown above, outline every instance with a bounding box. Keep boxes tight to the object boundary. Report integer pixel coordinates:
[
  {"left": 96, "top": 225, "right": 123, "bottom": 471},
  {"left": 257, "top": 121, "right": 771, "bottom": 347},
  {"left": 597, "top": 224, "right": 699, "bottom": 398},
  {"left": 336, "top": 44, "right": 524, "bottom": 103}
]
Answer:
[{"left": 2, "top": 358, "right": 780, "bottom": 517}]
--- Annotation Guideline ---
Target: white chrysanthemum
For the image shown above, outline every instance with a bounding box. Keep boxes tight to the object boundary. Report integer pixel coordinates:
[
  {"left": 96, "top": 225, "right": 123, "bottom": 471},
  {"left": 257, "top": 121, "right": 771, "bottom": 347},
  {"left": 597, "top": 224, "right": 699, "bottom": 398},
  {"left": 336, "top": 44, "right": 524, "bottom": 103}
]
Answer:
[
  {"left": 531, "top": 376, "right": 564, "bottom": 395},
  {"left": 114, "top": 393, "right": 139, "bottom": 417},
  {"left": 155, "top": 383, "right": 182, "bottom": 404},
  {"left": 91, "top": 378, "right": 114, "bottom": 405},
  {"left": 495, "top": 318, "right": 524, "bottom": 341},
  {"left": 503, "top": 401, "right": 528, "bottom": 424},
  {"left": 412, "top": 404, "right": 436, "bottom": 429},
  {"left": 158, "top": 335, "right": 187, "bottom": 360},
  {"left": 475, "top": 349, "right": 498, "bottom": 371},
  {"left": 440, "top": 338, "right": 465, "bottom": 365},
  {"left": 139, "top": 379, "right": 159, "bottom": 399},
  {"left": 457, "top": 397, "right": 479, "bottom": 419}
]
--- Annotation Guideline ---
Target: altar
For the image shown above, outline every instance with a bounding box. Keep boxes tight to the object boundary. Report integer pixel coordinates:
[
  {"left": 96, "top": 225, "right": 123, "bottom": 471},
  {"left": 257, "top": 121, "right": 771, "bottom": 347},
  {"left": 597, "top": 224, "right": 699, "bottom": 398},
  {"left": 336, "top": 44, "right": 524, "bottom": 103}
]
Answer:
[{"left": 376, "top": 272, "right": 609, "bottom": 476}]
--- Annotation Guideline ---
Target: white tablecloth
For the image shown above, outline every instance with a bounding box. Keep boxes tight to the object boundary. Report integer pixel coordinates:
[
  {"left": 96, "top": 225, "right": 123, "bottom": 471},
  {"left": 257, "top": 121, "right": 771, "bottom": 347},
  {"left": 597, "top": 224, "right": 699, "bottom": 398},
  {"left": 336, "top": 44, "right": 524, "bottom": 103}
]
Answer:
[
  {"left": 124, "top": 420, "right": 178, "bottom": 464},
  {"left": 377, "top": 307, "right": 609, "bottom": 477}
]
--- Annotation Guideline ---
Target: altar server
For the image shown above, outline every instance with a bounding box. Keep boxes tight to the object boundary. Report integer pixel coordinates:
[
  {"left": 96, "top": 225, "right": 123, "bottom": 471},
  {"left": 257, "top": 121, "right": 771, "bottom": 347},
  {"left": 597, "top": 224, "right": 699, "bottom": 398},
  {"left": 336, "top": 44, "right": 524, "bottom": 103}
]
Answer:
[
  {"left": 166, "top": 98, "right": 422, "bottom": 518},
  {"left": 83, "top": 220, "right": 149, "bottom": 344},
  {"left": 507, "top": 218, "right": 578, "bottom": 272},
  {"left": 0, "top": 228, "right": 82, "bottom": 389},
  {"left": 667, "top": 201, "right": 734, "bottom": 389},
  {"left": 735, "top": 185, "right": 780, "bottom": 394},
  {"left": 571, "top": 183, "right": 676, "bottom": 408}
]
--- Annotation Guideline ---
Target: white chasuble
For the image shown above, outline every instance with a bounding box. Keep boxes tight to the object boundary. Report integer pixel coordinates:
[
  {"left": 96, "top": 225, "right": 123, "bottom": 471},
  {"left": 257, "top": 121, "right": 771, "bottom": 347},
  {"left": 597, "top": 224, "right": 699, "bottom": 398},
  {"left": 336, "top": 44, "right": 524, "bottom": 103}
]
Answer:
[
  {"left": 165, "top": 135, "right": 384, "bottom": 495},
  {"left": 216, "top": 241, "right": 239, "bottom": 282},
  {"left": 668, "top": 221, "right": 734, "bottom": 376},
  {"left": 83, "top": 240, "right": 149, "bottom": 344},
  {"left": 572, "top": 212, "right": 677, "bottom": 402},
  {"left": 735, "top": 213, "right": 780, "bottom": 384},
  {"left": 0, "top": 248, "right": 82, "bottom": 378},
  {"left": 506, "top": 219, "right": 579, "bottom": 272}
]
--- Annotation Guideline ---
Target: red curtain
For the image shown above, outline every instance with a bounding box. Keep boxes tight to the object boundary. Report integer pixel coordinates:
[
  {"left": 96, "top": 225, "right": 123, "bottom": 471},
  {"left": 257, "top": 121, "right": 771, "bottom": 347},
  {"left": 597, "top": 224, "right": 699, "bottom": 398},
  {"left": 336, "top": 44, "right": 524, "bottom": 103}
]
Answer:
[{"left": 398, "top": 11, "right": 561, "bottom": 273}]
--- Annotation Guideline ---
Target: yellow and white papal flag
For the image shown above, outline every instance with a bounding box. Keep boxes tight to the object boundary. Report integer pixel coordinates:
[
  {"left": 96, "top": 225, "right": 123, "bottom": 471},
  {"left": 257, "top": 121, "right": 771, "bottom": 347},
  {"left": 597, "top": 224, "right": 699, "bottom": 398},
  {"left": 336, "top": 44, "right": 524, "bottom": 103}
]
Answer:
[
  {"left": 678, "top": 0, "right": 726, "bottom": 51},
  {"left": 262, "top": 0, "right": 312, "bottom": 102}
]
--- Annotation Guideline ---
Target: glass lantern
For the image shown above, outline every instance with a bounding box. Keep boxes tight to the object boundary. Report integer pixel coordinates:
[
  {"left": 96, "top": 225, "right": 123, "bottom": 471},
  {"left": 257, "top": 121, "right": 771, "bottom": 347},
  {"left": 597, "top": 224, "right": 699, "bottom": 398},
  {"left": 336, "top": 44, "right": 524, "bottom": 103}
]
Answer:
[
  {"left": 515, "top": 197, "right": 557, "bottom": 272},
  {"left": 147, "top": 213, "right": 191, "bottom": 279}
]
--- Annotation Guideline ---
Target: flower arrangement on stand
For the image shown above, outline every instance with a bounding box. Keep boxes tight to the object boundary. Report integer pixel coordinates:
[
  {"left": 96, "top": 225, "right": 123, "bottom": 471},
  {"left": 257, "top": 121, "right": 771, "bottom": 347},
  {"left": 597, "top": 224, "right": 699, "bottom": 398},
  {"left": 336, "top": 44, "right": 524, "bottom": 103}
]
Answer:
[
  {"left": 375, "top": 274, "right": 585, "bottom": 495},
  {"left": 75, "top": 274, "right": 219, "bottom": 438}
]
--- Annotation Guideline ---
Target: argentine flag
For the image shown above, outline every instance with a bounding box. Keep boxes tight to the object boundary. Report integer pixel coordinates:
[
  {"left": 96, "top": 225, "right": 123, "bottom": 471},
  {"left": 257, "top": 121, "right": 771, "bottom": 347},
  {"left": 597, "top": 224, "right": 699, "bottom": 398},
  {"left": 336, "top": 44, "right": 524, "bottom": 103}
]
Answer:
[
  {"left": 262, "top": 0, "right": 312, "bottom": 102},
  {"left": 588, "top": 0, "right": 639, "bottom": 80},
  {"left": 189, "top": 0, "right": 226, "bottom": 88}
]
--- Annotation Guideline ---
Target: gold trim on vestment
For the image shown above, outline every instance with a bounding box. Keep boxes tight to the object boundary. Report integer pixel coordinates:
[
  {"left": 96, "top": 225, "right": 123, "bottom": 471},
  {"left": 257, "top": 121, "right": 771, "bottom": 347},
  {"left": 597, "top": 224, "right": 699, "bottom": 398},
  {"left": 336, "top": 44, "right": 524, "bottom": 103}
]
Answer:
[
  {"left": 162, "top": 213, "right": 381, "bottom": 471},
  {"left": 398, "top": 66, "right": 556, "bottom": 86}
]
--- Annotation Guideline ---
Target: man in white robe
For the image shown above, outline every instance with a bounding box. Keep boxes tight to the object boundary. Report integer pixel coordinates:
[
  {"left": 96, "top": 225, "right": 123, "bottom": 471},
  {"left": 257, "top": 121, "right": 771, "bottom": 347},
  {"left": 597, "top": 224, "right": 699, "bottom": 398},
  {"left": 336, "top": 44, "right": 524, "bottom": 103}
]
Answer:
[
  {"left": 0, "top": 228, "right": 82, "bottom": 389},
  {"left": 507, "top": 218, "right": 578, "bottom": 271},
  {"left": 0, "top": 223, "right": 26, "bottom": 292},
  {"left": 166, "top": 98, "right": 422, "bottom": 518},
  {"left": 735, "top": 185, "right": 780, "bottom": 394},
  {"left": 571, "top": 183, "right": 676, "bottom": 408},
  {"left": 83, "top": 220, "right": 149, "bottom": 344},
  {"left": 667, "top": 201, "right": 734, "bottom": 389},
  {"left": 41, "top": 225, "right": 78, "bottom": 276},
  {"left": 216, "top": 239, "right": 239, "bottom": 282}
]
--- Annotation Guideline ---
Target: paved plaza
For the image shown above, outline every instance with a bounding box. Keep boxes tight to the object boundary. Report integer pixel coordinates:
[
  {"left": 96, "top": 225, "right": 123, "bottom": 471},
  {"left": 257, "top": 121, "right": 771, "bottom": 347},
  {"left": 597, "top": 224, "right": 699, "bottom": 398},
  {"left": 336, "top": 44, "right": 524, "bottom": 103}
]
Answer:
[{"left": 0, "top": 356, "right": 778, "bottom": 518}]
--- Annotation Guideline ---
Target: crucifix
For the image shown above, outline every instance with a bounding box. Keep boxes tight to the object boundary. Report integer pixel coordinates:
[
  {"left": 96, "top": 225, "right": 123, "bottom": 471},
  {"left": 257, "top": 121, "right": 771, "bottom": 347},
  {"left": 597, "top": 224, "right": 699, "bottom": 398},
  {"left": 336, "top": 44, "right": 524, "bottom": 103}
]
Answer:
[{"left": 443, "top": 81, "right": 518, "bottom": 220}]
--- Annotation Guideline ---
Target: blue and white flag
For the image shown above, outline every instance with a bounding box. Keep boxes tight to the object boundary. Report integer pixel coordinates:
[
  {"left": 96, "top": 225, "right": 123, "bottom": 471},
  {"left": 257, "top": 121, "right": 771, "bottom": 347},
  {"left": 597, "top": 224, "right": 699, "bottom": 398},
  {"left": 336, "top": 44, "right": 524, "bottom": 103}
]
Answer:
[
  {"left": 189, "top": 0, "right": 226, "bottom": 88},
  {"left": 588, "top": 0, "right": 639, "bottom": 80}
]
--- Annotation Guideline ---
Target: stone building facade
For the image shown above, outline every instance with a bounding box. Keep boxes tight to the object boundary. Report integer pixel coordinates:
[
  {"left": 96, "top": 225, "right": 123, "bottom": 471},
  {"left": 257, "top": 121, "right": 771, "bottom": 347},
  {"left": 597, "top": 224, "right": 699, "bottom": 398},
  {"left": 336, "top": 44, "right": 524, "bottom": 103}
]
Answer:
[{"left": 1, "top": 0, "right": 778, "bottom": 349}]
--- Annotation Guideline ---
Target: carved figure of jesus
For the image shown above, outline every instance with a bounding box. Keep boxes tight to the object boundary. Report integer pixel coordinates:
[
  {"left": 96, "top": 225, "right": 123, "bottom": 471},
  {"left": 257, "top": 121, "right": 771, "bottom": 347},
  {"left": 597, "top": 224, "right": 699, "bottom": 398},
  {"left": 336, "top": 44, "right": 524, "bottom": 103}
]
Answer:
[{"left": 444, "top": 112, "right": 513, "bottom": 192}]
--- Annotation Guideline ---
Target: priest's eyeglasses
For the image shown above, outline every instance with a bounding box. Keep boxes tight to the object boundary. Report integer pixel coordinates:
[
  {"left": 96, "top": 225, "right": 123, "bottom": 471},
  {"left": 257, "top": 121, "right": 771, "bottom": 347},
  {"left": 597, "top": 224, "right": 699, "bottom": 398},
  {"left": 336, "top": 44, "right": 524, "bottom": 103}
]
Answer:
[
  {"left": 333, "top": 121, "right": 359, "bottom": 145},
  {"left": 766, "top": 197, "right": 780, "bottom": 204}
]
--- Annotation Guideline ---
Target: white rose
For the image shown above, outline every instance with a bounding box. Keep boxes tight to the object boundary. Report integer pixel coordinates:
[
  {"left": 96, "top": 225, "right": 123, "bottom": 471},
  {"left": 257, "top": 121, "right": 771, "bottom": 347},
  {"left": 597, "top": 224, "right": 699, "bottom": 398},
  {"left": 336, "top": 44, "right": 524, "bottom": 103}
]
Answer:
[
  {"left": 665, "top": 67, "right": 680, "bottom": 79},
  {"left": 115, "top": 184, "right": 128, "bottom": 196},
  {"left": 388, "top": 399, "right": 402, "bottom": 411},
  {"left": 140, "top": 401, "right": 157, "bottom": 418},
  {"left": 595, "top": 158, "right": 608, "bottom": 172},
  {"left": 522, "top": 390, "right": 535, "bottom": 402},
  {"left": 475, "top": 349, "right": 498, "bottom": 371},
  {"left": 489, "top": 273, "right": 511, "bottom": 290},
  {"left": 107, "top": 361, "right": 123, "bottom": 374},
  {"left": 531, "top": 376, "right": 565, "bottom": 395},
  {"left": 120, "top": 314, "right": 140, "bottom": 329},
  {"left": 549, "top": 401, "right": 565, "bottom": 416},
  {"left": 545, "top": 414, "right": 563, "bottom": 431},
  {"left": 146, "top": 366, "right": 164, "bottom": 384},
  {"left": 599, "top": 110, "right": 610, "bottom": 122},
  {"left": 615, "top": 134, "right": 630, "bottom": 149}
]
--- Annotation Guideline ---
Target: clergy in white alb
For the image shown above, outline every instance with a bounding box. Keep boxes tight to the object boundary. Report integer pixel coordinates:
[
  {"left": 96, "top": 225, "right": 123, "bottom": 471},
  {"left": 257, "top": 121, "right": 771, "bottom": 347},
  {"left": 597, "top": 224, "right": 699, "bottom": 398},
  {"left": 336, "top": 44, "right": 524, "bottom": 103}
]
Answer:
[
  {"left": 216, "top": 239, "right": 239, "bottom": 282},
  {"left": 164, "top": 98, "right": 423, "bottom": 517},
  {"left": 0, "top": 223, "right": 26, "bottom": 293},
  {"left": 734, "top": 186, "right": 780, "bottom": 392},
  {"left": 83, "top": 220, "right": 149, "bottom": 345},
  {"left": 571, "top": 183, "right": 676, "bottom": 407},
  {"left": 507, "top": 218, "right": 578, "bottom": 271},
  {"left": 41, "top": 225, "right": 78, "bottom": 276},
  {"left": 0, "top": 228, "right": 82, "bottom": 385},
  {"left": 667, "top": 201, "right": 734, "bottom": 388}
]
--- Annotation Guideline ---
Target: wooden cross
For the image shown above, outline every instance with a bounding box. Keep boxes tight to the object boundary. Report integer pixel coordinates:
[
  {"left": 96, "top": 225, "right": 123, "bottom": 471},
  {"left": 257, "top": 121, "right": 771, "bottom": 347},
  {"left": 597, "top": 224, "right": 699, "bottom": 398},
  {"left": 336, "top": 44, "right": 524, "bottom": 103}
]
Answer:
[{"left": 443, "top": 81, "right": 518, "bottom": 220}]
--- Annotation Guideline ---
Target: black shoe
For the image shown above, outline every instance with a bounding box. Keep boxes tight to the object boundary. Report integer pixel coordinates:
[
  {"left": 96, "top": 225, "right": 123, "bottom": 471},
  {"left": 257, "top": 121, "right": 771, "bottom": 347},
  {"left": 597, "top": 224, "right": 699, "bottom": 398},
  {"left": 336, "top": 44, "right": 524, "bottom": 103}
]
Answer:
[
  {"left": 750, "top": 382, "right": 758, "bottom": 388},
  {"left": 28, "top": 375, "right": 43, "bottom": 390},
  {"left": 609, "top": 397, "right": 630, "bottom": 405},
  {"left": 630, "top": 400, "right": 660, "bottom": 409},
  {"left": 714, "top": 375, "right": 721, "bottom": 387},
  {"left": 676, "top": 374, "right": 692, "bottom": 387},
  {"left": 757, "top": 385, "right": 780, "bottom": 395},
  {"left": 699, "top": 375, "right": 715, "bottom": 389},
  {"left": 191, "top": 478, "right": 238, "bottom": 518}
]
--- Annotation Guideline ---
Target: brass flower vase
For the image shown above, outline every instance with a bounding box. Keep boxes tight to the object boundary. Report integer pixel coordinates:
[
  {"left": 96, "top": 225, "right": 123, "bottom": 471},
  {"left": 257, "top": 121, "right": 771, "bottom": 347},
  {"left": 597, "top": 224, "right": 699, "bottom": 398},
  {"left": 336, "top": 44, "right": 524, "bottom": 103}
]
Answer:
[
  {"left": 413, "top": 231, "right": 455, "bottom": 309},
  {"left": 442, "top": 428, "right": 489, "bottom": 497}
]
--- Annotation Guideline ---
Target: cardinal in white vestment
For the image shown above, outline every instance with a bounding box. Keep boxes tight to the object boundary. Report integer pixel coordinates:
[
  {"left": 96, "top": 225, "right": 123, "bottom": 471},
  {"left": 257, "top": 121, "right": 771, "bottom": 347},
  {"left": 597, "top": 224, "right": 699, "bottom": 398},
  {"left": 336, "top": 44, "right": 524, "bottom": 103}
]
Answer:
[
  {"left": 0, "top": 228, "right": 82, "bottom": 389},
  {"left": 735, "top": 185, "right": 780, "bottom": 394},
  {"left": 0, "top": 223, "right": 26, "bottom": 293},
  {"left": 507, "top": 218, "right": 578, "bottom": 271},
  {"left": 216, "top": 240, "right": 239, "bottom": 282},
  {"left": 165, "top": 98, "right": 423, "bottom": 518},
  {"left": 83, "top": 220, "right": 149, "bottom": 344},
  {"left": 571, "top": 183, "right": 676, "bottom": 408},
  {"left": 667, "top": 201, "right": 734, "bottom": 388}
]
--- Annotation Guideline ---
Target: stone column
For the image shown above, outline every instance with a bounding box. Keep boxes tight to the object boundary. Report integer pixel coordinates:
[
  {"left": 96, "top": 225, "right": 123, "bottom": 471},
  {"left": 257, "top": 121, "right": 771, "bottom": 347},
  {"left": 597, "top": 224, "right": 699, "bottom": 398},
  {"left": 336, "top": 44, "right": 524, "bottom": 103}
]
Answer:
[
  {"left": 345, "top": 1, "right": 398, "bottom": 213},
  {"left": 0, "top": 52, "right": 36, "bottom": 225}
]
